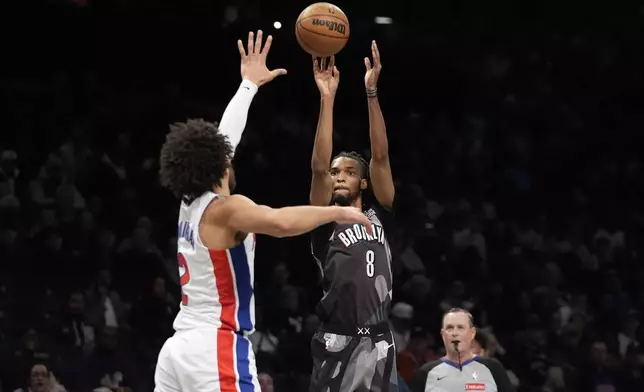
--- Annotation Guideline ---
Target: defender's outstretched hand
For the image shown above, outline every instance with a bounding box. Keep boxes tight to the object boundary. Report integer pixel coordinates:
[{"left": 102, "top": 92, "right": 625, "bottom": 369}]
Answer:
[
  {"left": 238, "top": 30, "right": 287, "bottom": 87},
  {"left": 335, "top": 206, "right": 373, "bottom": 236},
  {"left": 313, "top": 55, "right": 340, "bottom": 98},
  {"left": 364, "top": 40, "right": 382, "bottom": 90}
]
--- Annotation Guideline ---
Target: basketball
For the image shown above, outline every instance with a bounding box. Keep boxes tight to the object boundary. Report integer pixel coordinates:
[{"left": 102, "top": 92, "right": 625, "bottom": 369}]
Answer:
[{"left": 295, "top": 3, "right": 350, "bottom": 57}]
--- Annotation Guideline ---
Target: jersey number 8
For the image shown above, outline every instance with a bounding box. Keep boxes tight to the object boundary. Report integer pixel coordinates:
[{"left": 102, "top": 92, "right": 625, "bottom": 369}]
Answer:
[{"left": 366, "top": 250, "right": 375, "bottom": 277}]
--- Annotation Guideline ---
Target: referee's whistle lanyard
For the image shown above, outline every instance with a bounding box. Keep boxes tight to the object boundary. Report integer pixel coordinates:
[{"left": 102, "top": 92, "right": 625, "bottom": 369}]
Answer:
[
  {"left": 450, "top": 340, "right": 475, "bottom": 372},
  {"left": 454, "top": 341, "right": 463, "bottom": 371}
]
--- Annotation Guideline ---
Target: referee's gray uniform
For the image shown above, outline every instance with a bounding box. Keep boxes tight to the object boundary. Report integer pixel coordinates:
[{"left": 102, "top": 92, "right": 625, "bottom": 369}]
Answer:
[{"left": 408, "top": 356, "right": 514, "bottom": 392}]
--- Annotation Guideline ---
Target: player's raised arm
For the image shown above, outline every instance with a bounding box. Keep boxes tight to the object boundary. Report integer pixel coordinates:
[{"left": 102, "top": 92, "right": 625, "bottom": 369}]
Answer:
[
  {"left": 210, "top": 194, "right": 372, "bottom": 238},
  {"left": 310, "top": 56, "right": 340, "bottom": 206},
  {"left": 218, "top": 30, "right": 287, "bottom": 154},
  {"left": 364, "top": 41, "right": 395, "bottom": 210}
]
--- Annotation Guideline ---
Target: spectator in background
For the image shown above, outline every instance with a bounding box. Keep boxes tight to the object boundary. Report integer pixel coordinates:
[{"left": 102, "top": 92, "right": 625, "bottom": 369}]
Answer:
[
  {"left": 472, "top": 329, "right": 490, "bottom": 356},
  {"left": 258, "top": 372, "right": 274, "bottom": 392},
  {"left": 27, "top": 209, "right": 58, "bottom": 239},
  {"left": 398, "top": 237, "right": 425, "bottom": 274},
  {"left": 12, "top": 363, "right": 66, "bottom": 392},
  {"left": 542, "top": 366, "right": 567, "bottom": 392},
  {"left": 249, "top": 306, "right": 280, "bottom": 374},
  {"left": 85, "top": 269, "right": 128, "bottom": 330},
  {"left": 82, "top": 327, "right": 137, "bottom": 391},
  {"left": 57, "top": 124, "right": 93, "bottom": 187},
  {"left": 614, "top": 312, "right": 641, "bottom": 359},
  {"left": 90, "top": 228, "right": 116, "bottom": 268},
  {"left": 398, "top": 274, "right": 433, "bottom": 327},
  {"left": 0, "top": 150, "right": 20, "bottom": 210},
  {"left": 34, "top": 229, "right": 84, "bottom": 292},
  {"left": 579, "top": 341, "right": 618, "bottom": 392},
  {"left": 58, "top": 291, "right": 95, "bottom": 355},
  {"left": 160, "top": 237, "right": 180, "bottom": 289},
  {"left": 12, "top": 329, "right": 58, "bottom": 379},
  {"left": 0, "top": 228, "right": 18, "bottom": 276},
  {"left": 112, "top": 224, "right": 165, "bottom": 301},
  {"left": 96, "top": 133, "right": 132, "bottom": 197},
  {"left": 452, "top": 213, "right": 487, "bottom": 261},
  {"left": 270, "top": 285, "right": 303, "bottom": 337},
  {"left": 439, "top": 281, "right": 475, "bottom": 313},
  {"left": 390, "top": 302, "right": 414, "bottom": 353},
  {"left": 473, "top": 330, "right": 521, "bottom": 390},
  {"left": 279, "top": 313, "right": 320, "bottom": 378},
  {"left": 397, "top": 327, "right": 435, "bottom": 383},
  {"left": 29, "top": 153, "right": 85, "bottom": 210},
  {"left": 616, "top": 345, "right": 644, "bottom": 390},
  {"left": 262, "top": 262, "right": 291, "bottom": 307},
  {"left": 131, "top": 276, "right": 176, "bottom": 358}
]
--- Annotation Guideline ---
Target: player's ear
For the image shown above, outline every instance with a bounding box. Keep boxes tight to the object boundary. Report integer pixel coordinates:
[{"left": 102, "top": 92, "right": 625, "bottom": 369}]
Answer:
[{"left": 360, "top": 179, "right": 368, "bottom": 190}]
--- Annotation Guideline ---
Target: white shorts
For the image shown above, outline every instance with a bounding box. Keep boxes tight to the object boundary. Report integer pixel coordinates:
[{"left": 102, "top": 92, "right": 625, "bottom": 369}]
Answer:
[{"left": 154, "top": 328, "right": 260, "bottom": 392}]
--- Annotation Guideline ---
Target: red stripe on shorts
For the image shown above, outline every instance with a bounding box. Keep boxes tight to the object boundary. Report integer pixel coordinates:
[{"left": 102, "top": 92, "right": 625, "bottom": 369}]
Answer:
[{"left": 217, "top": 330, "right": 239, "bottom": 392}]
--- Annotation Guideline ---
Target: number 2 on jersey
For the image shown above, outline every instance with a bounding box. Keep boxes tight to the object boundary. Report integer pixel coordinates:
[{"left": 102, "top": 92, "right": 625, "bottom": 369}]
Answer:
[
  {"left": 178, "top": 253, "right": 191, "bottom": 305},
  {"left": 365, "top": 250, "right": 375, "bottom": 277}
]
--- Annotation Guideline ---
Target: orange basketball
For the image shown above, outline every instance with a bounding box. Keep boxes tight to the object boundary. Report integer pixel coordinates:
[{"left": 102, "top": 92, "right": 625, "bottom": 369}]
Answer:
[{"left": 295, "top": 3, "right": 350, "bottom": 57}]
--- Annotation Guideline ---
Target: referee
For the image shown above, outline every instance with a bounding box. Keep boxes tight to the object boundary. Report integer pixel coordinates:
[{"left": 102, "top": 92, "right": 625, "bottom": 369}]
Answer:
[{"left": 408, "top": 308, "right": 514, "bottom": 392}]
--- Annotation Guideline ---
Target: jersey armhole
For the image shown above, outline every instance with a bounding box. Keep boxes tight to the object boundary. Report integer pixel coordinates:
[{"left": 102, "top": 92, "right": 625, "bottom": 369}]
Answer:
[
  {"left": 310, "top": 222, "right": 334, "bottom": 259},
  {"left": 369, "top": 189, "right": 399, "bottom": 229},
  {"left": 196, "top": 194, "right": 226, "bottom": 249},
  {"left": 382, "top": 188, "right": 399, "bottom": 216}
]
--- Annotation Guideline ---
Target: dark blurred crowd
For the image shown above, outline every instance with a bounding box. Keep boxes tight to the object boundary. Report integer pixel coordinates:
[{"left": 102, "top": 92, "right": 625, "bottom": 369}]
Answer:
[{"left": 2, "top": 1, "right": 644, "bottom": 392}]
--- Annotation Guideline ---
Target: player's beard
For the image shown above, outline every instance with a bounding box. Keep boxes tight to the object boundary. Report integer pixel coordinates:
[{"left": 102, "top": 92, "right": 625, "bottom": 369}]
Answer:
[
  {"left": 332, "top": 190, "right": 359, "bottom": 207},
  {"left": 228, "top": 166, "right": 237, "bottom": 192}
]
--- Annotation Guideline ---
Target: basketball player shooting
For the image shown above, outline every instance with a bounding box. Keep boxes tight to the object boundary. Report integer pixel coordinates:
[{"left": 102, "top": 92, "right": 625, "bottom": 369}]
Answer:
[
  {"left": 154, "top": 31, "right": 372, "bottom": 392},
  {"left": 308, "top": 41, "right": 398, "bottom": 392}
]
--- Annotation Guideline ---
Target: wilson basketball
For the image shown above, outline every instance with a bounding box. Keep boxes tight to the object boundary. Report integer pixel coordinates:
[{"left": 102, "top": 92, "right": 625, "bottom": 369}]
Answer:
[{"left": 295, "top": 3, "right": 350, "bottom": 57}]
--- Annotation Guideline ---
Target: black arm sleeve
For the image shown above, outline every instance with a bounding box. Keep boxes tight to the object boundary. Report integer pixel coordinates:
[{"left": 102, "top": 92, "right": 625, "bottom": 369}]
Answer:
[
  {"left": 407, "top": 360, "right": 441, "bottom": 392},
  {"left": 476, "top": 357, "right": 515, "bottom": 392}
]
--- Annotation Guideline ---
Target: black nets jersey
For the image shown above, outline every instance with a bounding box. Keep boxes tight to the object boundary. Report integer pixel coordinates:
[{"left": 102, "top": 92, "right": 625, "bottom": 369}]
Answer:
[{"left": 311, "top": 200, "right": 395, "bottom": 327}]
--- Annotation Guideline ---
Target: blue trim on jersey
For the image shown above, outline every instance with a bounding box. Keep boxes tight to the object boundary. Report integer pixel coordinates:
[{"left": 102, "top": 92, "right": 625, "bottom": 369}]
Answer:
[
  {"left": 229, "top": 243, "right": 253, "bottom": 331},
  {"left": 235, "top": 334, "right": 255, "bottom": 391},
  {"left": 440, "top": 355, "right": 479, "bottom": 369}
]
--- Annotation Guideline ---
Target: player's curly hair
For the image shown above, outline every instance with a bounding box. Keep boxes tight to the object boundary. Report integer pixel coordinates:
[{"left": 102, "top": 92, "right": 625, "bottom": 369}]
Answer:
[
  {"left": 159, "top": 119, "right": 233, "bottom": 202},
  {"left": 333, "top": 151, "right": 369, "bottom": 180}
]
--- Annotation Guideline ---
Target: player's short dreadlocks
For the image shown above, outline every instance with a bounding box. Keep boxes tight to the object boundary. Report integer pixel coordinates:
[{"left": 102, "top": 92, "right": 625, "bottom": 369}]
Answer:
[
  {"left": 159, "top": 119, "right": 232, "bottom": 202},
  {"left": 333, "top": 151, "right": 369, "bottom": 180}
]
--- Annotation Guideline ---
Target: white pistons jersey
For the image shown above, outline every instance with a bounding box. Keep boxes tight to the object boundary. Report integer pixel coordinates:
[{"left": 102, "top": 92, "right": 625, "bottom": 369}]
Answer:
[{"left": 173, "top": 191, "right": 256, "bottom": 333}]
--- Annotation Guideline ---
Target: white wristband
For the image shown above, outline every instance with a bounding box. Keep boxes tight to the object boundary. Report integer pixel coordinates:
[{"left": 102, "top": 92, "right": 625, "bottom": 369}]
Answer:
[{"left": 240, "top": 79, "right": 259, "bottom": 95}]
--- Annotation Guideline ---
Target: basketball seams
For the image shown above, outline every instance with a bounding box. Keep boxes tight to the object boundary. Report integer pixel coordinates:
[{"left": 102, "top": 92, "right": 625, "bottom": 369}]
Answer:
[
  {"left": 298, "top": 13, "right": 349, "bottom": 21},
  {"left": 297, "top": 15, "right": 349, "bottom": 39},
  {"left": 295, "top": 28, "right": 321, "bottom": 56},
  {"left": 298, "top": 22, "right": 349, "bottom": 40}
]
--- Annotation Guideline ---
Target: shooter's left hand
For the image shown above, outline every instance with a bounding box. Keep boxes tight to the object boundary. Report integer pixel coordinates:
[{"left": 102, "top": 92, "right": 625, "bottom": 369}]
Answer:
[{"left": 364, "top": 40, "right": 382, "bottom": 90}]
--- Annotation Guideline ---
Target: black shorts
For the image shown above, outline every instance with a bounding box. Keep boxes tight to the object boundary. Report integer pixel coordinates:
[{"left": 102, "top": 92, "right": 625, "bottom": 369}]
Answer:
[{"left": 309, "top": 322, "right": 399, "bottom": 392}]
